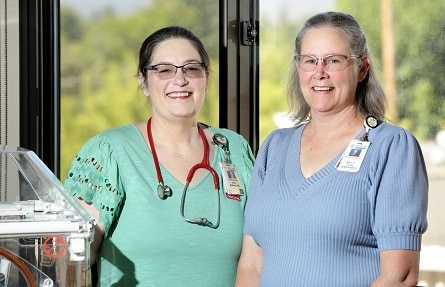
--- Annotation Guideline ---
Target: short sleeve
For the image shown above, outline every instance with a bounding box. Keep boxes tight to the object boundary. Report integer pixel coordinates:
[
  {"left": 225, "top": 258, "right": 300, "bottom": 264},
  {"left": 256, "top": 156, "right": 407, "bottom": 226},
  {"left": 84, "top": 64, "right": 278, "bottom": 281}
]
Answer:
[
  {"left": 370, "top": 129, "right": 428, "bottom": 251},
  {"left": 235, "top": 133, "right": 255, "bottom": 196},
  {"left": 246, "top": 129, "right": 283, "bottom": 200},
  {"left": 243, "top": 129, "right": 280, "bottom": 237},
  {"left": 63, "top": 134, "right": 124, "bottom": 237}
]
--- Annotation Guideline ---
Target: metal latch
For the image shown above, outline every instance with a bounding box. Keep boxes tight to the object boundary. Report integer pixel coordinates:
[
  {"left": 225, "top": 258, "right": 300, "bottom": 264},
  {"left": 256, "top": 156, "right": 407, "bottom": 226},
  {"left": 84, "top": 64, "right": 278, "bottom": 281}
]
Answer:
[{"left": 240, "top": 20, "right": 258, "bottom": 46}]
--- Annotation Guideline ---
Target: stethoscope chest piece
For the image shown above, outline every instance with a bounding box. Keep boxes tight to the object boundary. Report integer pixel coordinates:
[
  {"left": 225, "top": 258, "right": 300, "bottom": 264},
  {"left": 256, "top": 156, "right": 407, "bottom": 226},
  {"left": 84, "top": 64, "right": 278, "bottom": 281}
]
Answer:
[{"left": 157, "top": 184, "right": 172, "bottom": 200}]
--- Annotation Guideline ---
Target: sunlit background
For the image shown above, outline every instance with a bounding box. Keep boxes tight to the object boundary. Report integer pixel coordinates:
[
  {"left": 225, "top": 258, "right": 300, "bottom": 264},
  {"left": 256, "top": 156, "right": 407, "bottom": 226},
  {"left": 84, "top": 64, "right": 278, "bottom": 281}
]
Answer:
[{"left": 60, "top": 0, "right": 445, "bottom": 285}]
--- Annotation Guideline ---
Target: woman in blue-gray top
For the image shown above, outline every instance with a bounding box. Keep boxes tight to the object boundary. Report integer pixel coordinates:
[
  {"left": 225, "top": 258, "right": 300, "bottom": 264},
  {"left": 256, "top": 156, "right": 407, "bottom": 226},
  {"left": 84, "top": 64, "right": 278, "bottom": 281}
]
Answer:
[{"left": 236, "top": 11, "right": 428, "bottom": 287}]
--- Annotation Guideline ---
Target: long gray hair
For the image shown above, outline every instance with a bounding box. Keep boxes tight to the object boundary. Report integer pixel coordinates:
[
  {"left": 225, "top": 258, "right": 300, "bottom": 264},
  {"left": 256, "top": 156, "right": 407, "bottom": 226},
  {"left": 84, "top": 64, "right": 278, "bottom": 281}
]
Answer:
[{"left": 286, "top": 11, "right": 387, "bottom": 124}]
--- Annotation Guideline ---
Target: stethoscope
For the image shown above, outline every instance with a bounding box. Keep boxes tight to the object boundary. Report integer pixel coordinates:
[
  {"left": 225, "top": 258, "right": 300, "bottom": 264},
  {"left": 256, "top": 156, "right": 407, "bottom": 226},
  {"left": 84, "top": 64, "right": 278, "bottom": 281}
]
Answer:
[{"left": 147, "top": 118, "right": 224, "bottom": 228}]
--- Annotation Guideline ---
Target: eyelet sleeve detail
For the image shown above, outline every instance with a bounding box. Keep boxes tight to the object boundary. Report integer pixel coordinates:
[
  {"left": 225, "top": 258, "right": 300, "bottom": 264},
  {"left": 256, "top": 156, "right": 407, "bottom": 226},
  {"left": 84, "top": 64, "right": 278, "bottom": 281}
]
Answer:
[{"left": 64, "top": 134, "right": 124, "bottom": 237}]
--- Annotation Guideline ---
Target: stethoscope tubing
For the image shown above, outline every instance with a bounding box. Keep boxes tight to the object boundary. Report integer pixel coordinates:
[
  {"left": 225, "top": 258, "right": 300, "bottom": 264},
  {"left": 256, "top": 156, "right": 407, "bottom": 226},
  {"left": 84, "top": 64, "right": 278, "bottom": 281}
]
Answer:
[{"left": 147, "top": 118, "right": 221, "bottom": 228}]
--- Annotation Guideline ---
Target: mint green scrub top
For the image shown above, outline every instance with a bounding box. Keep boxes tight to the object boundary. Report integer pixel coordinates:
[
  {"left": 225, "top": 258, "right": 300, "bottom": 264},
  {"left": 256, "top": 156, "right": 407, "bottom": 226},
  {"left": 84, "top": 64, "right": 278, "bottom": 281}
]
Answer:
[{"left": 64, "top": 124, "right": 255, "bottom": 286}]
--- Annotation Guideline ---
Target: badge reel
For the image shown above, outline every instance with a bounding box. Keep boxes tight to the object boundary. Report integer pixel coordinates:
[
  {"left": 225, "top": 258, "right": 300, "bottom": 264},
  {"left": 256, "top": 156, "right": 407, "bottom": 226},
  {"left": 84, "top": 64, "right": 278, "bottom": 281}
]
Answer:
[
  {"left": 361, "top": 115, "right": 378, "bottom": 142},
  {"left": 213, "top": 134, "right": 230, "bottom": 163},
  {"left": 213, "top": 134, "right": 245, "bottom": 200}
]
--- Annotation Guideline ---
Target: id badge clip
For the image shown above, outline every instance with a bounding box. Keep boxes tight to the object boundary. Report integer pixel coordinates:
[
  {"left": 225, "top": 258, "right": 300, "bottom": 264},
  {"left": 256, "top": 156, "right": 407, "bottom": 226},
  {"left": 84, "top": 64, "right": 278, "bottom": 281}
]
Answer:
[
  {"left": 220, "top": 163, "right": 245, "bottom": 199},
  {"left": 336, "top": 139, "right": 370, "bottom": 172},
  {"left": 336, "top": 115, "right": 379, "bottom": 172},
  {"left": 213, "top": 133, "right": 244, "bottom": 200}
]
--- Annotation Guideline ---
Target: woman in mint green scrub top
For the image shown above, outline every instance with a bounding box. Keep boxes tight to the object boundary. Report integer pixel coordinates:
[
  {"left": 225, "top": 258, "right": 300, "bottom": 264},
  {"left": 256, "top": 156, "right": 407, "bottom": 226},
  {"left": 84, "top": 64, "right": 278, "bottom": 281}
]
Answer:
[{"left": 64, "top": 26, "right": 254, "bottom": 287}]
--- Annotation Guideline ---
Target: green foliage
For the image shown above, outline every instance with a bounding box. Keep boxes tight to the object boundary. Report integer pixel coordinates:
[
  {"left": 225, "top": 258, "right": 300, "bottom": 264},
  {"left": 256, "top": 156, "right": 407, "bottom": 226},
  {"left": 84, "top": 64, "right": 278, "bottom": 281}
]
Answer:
[
  {"left": 337, "top": 0, "right": 445, "bottom": 140},
  {"left": 60, "top": 0, "right": 445, "bottom": 179},
  {"left": 259, "top": 20, "right": 300, "bottom": 141}
]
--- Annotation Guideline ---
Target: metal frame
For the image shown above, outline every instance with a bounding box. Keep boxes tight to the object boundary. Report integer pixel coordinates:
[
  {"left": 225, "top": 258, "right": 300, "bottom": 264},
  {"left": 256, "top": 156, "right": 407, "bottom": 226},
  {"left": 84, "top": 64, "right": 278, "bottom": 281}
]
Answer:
[
  {"left": 219, "top": 0, "right": 260, "bottom": 154},
  {"left": 19, "top": 0, "right": 60, "bottom": 176},
  {"left": 17, "top": 0, "right": 258, "bottom": 175}
]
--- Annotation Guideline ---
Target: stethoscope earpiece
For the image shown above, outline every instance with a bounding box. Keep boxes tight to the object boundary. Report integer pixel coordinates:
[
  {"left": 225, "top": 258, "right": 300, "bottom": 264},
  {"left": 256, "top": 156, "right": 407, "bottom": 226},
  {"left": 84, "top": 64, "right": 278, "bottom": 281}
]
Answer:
[{"left": 157, "top": 184, "right": 172, "bottom": 200}]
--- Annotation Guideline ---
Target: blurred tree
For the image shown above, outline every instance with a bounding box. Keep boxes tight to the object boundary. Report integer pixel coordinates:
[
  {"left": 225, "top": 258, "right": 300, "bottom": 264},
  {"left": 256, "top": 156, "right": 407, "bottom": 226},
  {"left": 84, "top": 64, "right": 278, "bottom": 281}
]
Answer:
[
  {"left": 60, "top": 0, "right": 445, "bottom": 179},
  {"left": 337, "top": 0, "right": 445, "bottom": 140},
  {"left": 259, "top": 19, "right": 301, "bottom": 142}
]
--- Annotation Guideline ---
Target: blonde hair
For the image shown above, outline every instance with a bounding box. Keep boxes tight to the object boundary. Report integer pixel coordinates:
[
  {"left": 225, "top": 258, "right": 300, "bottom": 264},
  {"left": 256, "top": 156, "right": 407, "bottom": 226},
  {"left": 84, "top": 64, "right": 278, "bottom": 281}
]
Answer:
[{"left": 286, "top": 12, "right": 387, "bottom": 124}]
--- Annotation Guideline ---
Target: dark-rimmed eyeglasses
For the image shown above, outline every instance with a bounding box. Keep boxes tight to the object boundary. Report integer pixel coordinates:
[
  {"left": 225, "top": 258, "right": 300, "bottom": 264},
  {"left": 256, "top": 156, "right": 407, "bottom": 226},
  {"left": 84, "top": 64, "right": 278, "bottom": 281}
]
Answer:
[
  {"left": 294, "top": 54, "right": 362, "bottom": 72},
  {"left": 145, "top": 63, "right": 206, "bottom": 80}
]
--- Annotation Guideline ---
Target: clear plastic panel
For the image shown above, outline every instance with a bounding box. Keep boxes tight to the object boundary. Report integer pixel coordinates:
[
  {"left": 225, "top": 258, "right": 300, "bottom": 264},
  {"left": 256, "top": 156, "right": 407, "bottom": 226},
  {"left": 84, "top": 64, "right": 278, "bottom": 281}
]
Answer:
[{"left": 0, "top": 145, "right": 94, "bottom": 287}]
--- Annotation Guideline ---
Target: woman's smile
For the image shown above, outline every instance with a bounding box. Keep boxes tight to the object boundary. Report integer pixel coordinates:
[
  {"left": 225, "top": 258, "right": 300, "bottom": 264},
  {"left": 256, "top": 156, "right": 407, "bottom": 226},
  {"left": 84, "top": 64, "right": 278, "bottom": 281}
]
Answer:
[{"left": 166, "top": 91, "right": 192, "bottom": 98}]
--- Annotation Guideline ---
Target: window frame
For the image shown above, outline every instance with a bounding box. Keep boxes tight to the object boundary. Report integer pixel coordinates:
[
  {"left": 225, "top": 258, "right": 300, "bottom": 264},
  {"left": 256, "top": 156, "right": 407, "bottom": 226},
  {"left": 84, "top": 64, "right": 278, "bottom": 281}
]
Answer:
[
  {"left": 19, "top": 0, "right": 259, "bottom": 174},
  {"left": 19, "top": 0, "right": 60, "bottom": 176}
]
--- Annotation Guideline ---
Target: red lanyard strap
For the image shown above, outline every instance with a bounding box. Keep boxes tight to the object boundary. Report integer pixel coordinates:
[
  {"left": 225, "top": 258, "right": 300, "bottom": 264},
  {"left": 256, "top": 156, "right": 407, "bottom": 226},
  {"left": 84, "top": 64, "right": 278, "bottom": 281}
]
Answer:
[{"left": 147, "top": 118, "right": 164, "bottom": 186}]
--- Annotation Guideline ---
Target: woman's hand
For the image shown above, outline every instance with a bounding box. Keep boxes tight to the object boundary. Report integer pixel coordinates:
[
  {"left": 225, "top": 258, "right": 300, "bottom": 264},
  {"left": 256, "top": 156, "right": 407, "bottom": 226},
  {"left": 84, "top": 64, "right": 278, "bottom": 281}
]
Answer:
[
  {"left": 78, "top": 198, "right": 105, "bottom": 265},
  {"left": 370, "top": 249, "right": 420, "bottom": 287}
]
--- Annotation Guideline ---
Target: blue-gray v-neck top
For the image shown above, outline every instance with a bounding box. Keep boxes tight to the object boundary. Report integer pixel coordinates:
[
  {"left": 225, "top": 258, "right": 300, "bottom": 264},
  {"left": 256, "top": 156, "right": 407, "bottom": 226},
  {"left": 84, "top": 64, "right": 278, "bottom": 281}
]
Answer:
[{"left": 244, "top": 122, "right": 428, "bottom": 286}]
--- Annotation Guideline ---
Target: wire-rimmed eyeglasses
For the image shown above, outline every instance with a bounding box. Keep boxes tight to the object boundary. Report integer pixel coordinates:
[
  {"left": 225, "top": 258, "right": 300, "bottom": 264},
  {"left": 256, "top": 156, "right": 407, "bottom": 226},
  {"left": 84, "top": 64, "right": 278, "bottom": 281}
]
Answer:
[
  {"left": 145, "top": 63, "right": 206, "bottom": 80},
  {"left": 294, "top": 54, "right": 362, "bottom": 72}
]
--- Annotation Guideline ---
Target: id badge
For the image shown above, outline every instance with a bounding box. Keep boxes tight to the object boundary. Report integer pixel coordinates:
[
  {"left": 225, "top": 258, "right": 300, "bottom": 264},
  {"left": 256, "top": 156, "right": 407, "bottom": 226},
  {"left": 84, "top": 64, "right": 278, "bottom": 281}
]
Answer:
[
  {"left": 336, "top": 139, "right": 370, "bottom": 172},
  {"left": 219, "top": 163, "right": 244, "bottom": 199}
]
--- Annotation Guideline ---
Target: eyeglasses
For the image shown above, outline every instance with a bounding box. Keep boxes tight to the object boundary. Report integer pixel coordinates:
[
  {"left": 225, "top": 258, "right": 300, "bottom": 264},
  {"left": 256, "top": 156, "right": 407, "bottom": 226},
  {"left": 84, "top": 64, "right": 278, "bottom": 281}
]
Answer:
[
  {"left": 294, "top": 54, "right": 362, "bottom": 72},
  {"left": 145, "top": 63, "right": 206, "bottom": 80}
]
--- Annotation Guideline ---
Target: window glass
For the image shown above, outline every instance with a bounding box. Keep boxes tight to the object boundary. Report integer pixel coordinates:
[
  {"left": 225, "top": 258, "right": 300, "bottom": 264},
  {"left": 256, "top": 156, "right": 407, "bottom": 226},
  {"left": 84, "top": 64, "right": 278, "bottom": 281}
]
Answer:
[
  {"left": 60, "top": 0, "right": 219, "bottom": 179},
  {"left": 259, "top": 0, "right": 445, "bottom": 285},
  {"left": 60, "top": 0, "right": 445, "bottom": 284}
]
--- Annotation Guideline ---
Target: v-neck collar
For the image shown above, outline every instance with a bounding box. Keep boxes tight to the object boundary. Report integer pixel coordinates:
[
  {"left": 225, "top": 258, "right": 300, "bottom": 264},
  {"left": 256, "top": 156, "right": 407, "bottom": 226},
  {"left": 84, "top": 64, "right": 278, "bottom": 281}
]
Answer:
[{"left": 283, "top": 124, "right": 359, "bottom": 197}]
